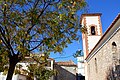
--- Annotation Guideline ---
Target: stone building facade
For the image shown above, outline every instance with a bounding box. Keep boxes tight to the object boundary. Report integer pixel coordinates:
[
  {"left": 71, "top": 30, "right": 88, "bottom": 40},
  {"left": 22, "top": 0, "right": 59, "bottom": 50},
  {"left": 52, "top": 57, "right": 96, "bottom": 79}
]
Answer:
[
  {"left": 54, "top": 60, "right": 77, "bottom": 80},
  {"left": 81, "top": 13, "right": 120, "bottom": 80}
]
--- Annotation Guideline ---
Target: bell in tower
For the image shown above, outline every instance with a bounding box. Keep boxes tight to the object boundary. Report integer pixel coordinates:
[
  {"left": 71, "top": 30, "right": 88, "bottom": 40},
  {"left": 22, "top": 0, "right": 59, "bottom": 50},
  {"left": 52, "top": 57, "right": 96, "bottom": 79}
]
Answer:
[
  {"left": 80, "top": 13, "right": 103, "bottom": 58},
  {"left": 91, "top": 26, "right": 96, "bottom": 35}
]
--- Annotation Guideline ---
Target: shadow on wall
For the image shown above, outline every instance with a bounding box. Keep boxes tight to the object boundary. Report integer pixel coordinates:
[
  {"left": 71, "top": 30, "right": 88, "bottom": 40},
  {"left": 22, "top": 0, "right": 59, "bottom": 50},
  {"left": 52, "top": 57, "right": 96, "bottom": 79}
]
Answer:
[
  {"left": 76, "top": 73, "right": 85, "bottom": 80},
  {"left": 54, "top": 64, "right": 76, "bottom": 80},
  {"left": 106, "top": 65, "right": 120, "bottom": 80}
]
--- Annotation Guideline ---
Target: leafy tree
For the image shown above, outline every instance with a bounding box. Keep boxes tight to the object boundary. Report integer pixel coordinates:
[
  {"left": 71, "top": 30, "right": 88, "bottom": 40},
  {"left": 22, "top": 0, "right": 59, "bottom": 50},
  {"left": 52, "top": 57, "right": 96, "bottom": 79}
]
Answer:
[
  {"left": 0, "top": 43, "right": 8, "bottom": 72},
  {"left": 26, "top": 54, "right": 56, "bottom": 80},
  {"left": 15, "top": 55, "right": 56, "bottom": 80},
  {"left": 73, "top": 49, "right": 83, "bottom": 58},
  {"left": 0, "top": 0, "right": 87, "bottom": 80},
  {"left": 14, "top": 64, "right": 23, "bottom": 75},
  {"left": 27, "top": 64, "right": 56, "bottom": 80}
]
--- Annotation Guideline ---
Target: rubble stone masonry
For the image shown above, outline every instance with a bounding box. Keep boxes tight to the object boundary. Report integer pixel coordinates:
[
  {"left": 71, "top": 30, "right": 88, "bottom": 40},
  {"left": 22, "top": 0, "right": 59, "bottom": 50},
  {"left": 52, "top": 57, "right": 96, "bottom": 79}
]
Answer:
[{"left": 86, "top": 29, "right": 120, "bottom": 80}]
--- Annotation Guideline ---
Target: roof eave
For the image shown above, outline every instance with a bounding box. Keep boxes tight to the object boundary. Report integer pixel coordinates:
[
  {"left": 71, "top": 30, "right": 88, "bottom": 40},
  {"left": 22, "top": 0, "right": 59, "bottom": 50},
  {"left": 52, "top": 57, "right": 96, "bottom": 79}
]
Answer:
[
  {"left": 85, "top": 13, "right": 120, "bottom": 61},
  {"left": 80, "top": 13, "right": 102, "bottom": 24}
]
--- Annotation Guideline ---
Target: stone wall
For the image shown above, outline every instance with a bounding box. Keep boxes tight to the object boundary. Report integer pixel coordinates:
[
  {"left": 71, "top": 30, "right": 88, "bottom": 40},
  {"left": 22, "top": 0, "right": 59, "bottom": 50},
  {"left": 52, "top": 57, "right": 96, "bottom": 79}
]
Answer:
[
  {"left": 54, "top": 64, "right": 77, "bottom": 80},
  {"left": 86, "top": 29, "right": 120, "bottom": 80}
]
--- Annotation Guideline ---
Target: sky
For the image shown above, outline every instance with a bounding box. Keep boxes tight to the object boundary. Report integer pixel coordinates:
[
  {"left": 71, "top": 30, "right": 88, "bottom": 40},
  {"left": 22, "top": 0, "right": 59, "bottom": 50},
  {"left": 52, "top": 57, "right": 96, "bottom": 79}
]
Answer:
[{"left": 50, "top": 0, "right": 120, "bottom": 63}]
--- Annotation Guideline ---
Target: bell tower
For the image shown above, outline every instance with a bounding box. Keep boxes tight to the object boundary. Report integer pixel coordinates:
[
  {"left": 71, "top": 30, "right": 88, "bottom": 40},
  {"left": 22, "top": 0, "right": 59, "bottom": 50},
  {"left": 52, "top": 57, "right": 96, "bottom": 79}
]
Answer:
[{"left": 80, "top": 13, "right": 103, "bottom": 58}]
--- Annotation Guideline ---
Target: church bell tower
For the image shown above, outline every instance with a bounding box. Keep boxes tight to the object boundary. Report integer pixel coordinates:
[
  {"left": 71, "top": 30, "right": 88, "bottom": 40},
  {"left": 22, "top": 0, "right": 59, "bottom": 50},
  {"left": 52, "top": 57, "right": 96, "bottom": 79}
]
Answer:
[{"left": 80, "top": 13, "right": 103, "bottom": 58}]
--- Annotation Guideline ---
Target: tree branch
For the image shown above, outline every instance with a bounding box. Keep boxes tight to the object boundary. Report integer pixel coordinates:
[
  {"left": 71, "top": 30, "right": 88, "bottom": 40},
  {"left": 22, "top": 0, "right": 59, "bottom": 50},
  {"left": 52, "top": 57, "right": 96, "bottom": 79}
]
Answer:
[
  {"left": 29, "top": 40, "right": 43, "bottom": 52},
  {"left": 28, "top": 40, "right": 43, "bottom": 42},
  {"left": 0, "top": 26, "right": 15, "bottom": 55},
  {"left": 3, "top": 4, "right": 10, "bottom": 42},
  {"left": 26, "top": 1, "right": 50, "bottom": 35},
  {"left": 49, "top": 0, "right": 60, "bottom": 5}
]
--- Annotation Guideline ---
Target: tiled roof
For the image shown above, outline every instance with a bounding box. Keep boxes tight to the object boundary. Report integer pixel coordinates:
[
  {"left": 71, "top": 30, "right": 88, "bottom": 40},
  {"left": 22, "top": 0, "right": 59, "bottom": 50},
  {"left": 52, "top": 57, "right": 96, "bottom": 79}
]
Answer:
[{"left": 55, "top": 60, "right": 77, "bottom": 66}]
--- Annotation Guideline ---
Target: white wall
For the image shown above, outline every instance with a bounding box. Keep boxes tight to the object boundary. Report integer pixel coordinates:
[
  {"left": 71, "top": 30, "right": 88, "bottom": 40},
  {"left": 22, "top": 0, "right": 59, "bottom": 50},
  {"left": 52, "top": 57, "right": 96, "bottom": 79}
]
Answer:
[
  {"left": 77, "top": 57, "right": 85, "bottom": 76},
  {"left": 86, "top": 16, "right": 101, "bottom": 35},
  {"left": 0, "top": 73, "right": 26, "bottom": 80},
  {"left": 88, "top": 36, "right": 101, "bottom": 53}
]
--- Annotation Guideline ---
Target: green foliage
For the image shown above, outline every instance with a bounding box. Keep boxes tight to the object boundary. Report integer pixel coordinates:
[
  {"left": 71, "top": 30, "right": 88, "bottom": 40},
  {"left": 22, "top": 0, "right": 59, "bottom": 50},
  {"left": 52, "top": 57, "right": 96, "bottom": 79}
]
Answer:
[
  {"left": 0, "top": 0, "right": 87, "bottom": 79},
  {"left": 27, "top": 64, "right": 56, "bottom": 80},
  {"left": 0, "top": 0, "right": 87, "bottom": 56},
  {"left": 35, "top": 68, "right": 56, "bottom": 80},
  {"left": 80, "top": 25, "right": 87, "bottom": 33},
  {"left": 2, "top": 66, "right": 9, "bottom": 75},
  {"left": 14, "top": 64, "right": 23, "bottom": 75},
  {"left": 13, "top": 55, "right": 56, "bottom": 80},
  {"left": 73, "top": 49, "right": 83, "bottom": 58},
  {"left": 3, "top": 70, "right": 8, "bottom": 75},
  {"left": 0, "top": 44, "right": 8, "bottom": 72}
]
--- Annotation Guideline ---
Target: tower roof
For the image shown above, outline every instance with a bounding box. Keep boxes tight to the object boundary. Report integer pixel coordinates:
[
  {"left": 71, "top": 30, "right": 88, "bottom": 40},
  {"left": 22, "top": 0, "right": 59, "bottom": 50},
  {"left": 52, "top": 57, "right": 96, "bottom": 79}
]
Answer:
[{"left": 80, "top": 13, "right": 102, "bottom": 24}]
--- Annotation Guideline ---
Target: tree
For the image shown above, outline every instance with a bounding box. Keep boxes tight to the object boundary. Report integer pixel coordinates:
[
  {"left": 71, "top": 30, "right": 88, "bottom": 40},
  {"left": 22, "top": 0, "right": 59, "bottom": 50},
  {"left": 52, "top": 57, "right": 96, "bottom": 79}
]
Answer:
[
  {"left": 27, "top": 64, "right": 56, "bottom": 80},
  {"left": 0, "top": 43, "right": 8, "bottom": 72},
  {"left": 0, "top": 0, "right": 87, "bottom": 80},
  {"left": 27, "top": 55, "right": 57, "bottom": 80},
  {"left": 15, "top": 55, "right": 56, "bottom": 80}
]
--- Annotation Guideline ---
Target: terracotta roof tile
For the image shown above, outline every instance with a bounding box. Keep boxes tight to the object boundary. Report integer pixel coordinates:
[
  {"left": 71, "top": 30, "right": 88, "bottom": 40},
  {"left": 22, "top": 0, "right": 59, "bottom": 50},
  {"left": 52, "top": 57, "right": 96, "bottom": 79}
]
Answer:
[{"left": 55, "top": 60, "right": 77, "bottom": 66}]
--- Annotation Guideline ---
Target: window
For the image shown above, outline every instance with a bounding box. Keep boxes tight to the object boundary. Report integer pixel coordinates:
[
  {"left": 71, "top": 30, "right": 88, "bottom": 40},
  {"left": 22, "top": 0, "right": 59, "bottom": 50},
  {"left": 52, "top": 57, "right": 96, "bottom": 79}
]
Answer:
[
  {"left": 91, "top": 26, "right": 96, "bottom": 35},
  {"left": 112, "top": 42, "right": 117, "bottom": 61},
  {"left": 95, "top": 58, "right": 97, "bottom": 73},
  {"left": 112, "top": 42, "right": 117, "bottom": 51},
  {"left": 112, "top": 42, "right": 117, "bottom": 46}
]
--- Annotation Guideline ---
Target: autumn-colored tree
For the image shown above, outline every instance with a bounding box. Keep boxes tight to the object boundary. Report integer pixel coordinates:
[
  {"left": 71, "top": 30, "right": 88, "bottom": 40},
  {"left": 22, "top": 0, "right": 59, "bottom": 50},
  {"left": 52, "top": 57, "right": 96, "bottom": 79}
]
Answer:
[
  {"left": 27, "top": 64, "right": 56, "bottom": 80},
  {"left": 15, "top": 55, "right": 56, "bottom": 80},
  {"left": 0, "top": 0, "right": 87, "bottom": 80},
  {"left": 0, "top": 44, "right": 8, "bottom": 72}
]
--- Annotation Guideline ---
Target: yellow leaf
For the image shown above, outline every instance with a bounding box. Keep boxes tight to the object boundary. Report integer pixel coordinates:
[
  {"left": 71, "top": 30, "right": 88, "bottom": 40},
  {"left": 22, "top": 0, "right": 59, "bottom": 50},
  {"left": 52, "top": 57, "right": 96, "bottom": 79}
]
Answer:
[{"left": 0, "top": 40, "right": 2, "bottom": 44}]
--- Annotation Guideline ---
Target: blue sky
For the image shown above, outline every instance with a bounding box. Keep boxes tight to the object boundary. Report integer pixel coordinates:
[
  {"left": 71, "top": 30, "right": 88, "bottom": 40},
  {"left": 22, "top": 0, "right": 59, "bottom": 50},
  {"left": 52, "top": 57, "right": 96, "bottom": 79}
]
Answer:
[{"left": 50, "top": 0, "right": 120, "bottom": 63}]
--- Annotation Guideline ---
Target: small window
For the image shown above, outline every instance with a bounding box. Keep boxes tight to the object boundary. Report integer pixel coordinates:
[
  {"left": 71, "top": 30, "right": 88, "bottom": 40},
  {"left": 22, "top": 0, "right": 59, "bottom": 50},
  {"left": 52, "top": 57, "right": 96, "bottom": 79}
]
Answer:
[
  {"left": 91, "top": 26, "right": 96, "bottom": 35},
  {"left": 95, "top": 58, "right": 97, "bottom": 73},
  {"left": 112, "top": 42, "right": 117, "bottom": 51},
  {"left": 112, "top": 42, "right": 117, "bottom": 46}
]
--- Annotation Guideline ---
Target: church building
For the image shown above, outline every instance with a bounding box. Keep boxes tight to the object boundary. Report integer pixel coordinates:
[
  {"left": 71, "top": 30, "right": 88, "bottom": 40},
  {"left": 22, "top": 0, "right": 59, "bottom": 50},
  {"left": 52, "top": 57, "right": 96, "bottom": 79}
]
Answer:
[{"left": 79, "top": 13, "right": 120, "bottom": 80}]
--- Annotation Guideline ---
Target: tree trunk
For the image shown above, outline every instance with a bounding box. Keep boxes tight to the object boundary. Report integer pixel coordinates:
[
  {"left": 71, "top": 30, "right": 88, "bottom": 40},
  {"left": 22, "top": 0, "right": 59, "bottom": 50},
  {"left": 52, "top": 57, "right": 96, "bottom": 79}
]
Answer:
[
  {"left": 6, "top": 61, "right": 17, "bottom": 80},
  {"left": 6, "top": 55, "right": 19, "bottom": 80}
]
